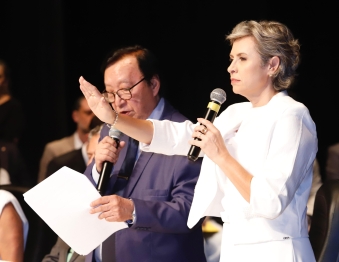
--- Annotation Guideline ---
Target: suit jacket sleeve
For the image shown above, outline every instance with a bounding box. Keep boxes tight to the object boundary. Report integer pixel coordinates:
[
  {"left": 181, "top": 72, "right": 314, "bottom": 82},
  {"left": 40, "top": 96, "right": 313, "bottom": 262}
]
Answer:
[{"left": 131, "top": 156, "right": 203, "bottom": 233}]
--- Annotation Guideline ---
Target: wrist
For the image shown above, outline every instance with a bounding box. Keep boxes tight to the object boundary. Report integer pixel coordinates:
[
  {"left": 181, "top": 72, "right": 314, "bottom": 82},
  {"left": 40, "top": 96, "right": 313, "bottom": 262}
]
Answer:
[
  {"left": 215, "top": 150, "right": 230, "bottom": 166},
  {"left": 126, "top": 199, "right": 136, "bottom": 224},
  {"left": 112, "top": 110, "right": 119, "bottom": 127}
]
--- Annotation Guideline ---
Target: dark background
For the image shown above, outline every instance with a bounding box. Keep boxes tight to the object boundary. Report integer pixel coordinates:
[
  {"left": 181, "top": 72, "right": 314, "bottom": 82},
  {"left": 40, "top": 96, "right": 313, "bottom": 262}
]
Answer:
[{"left": 1, "top": 1, "right": 337, "bottom": 185}]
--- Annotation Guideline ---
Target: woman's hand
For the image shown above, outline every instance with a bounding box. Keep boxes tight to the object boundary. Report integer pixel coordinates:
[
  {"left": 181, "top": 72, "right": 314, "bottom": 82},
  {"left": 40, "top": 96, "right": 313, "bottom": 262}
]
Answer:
[
  {"left": 192, "top": 118, "right": 253, "bottom": 202},
  {"left": 190, "top": 118, "right": 229, "bottom": 165},
  {"left": 79, "top": 76, "right": 116, "bottom": 125}
]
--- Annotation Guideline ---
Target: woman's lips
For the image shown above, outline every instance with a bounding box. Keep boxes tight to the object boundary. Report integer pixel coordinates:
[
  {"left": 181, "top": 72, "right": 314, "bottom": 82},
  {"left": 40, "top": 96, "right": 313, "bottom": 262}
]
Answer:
[{"left": 230, "top": 78, "right": 240, "bottom": 84}]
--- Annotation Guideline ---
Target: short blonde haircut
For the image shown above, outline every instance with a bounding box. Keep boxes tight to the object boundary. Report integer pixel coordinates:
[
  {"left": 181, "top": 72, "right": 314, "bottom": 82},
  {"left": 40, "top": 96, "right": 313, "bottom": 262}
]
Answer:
[{"left": 226, "top": 20, "right": 300, "bottom": 91}]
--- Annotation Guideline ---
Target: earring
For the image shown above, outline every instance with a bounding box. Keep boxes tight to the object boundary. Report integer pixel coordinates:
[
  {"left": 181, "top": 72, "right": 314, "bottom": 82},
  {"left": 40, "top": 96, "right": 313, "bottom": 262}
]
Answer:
[{"left": 269, "top": 74, "right": 273, "bottom": 77}]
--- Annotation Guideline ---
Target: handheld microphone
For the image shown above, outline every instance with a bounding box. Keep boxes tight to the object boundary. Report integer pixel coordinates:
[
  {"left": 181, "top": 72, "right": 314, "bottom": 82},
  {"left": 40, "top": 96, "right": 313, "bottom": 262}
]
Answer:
[
  {"left": 97, "top": 127, "right": 123, "bottom": 195},
  {"left": 187, "top": 88, "right": 227, "bottom": 161}
]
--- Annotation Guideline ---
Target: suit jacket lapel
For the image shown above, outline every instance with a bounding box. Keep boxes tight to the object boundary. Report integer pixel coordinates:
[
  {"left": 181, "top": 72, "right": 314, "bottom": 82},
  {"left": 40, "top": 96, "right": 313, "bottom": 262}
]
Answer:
[
  {"left": 123, "top": 151, "right": 153, "bottom": 197},
  {"left": 121, "top": 99, "right": 175, "bottom": 197},
  {"left": 58, "top": 238, "right": 72, "bottom": 262},
  {"left": 107, "top": 134, "right": 129, "bottom": 193},
  {"left": 70, "top": 252, "right": 83, "bottom": 262},
  {"left": 118, "top": 100, "right": 175, "bottom": 197}
]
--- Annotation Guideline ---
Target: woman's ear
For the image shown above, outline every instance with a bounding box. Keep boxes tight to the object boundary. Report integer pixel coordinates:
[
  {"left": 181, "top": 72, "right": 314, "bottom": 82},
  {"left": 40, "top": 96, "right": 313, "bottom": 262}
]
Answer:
[{"left": 268, "top": 56, "right": 280, "bottom": 74}]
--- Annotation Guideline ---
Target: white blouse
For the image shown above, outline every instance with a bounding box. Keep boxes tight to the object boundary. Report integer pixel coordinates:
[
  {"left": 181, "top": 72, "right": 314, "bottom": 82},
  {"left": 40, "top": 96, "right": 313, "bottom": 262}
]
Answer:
[{"left": 141, "top": 91, "right": 317, "bottom": 245}]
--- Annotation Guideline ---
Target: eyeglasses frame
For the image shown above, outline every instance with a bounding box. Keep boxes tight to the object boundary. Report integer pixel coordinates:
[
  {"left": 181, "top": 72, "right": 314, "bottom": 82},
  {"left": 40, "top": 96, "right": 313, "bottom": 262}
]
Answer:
[{"left": 102, "top": 77, "right": 146, "bottom": 103}]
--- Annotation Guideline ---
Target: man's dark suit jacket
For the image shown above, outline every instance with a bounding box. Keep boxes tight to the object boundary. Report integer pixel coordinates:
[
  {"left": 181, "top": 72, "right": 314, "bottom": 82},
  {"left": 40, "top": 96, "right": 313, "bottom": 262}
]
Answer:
[
  {"left": 84, "top": 99, "right": 206, "bottom": 262},
  {"left": 46, "top": 148, "right": 87, "bottom": 178}
]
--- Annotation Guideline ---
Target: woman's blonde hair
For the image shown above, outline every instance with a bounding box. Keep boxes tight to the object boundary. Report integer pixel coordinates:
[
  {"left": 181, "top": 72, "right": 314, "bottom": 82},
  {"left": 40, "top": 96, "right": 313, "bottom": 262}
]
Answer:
[{"left": 226, "top": 20, "right": 300, "bottom": 91}]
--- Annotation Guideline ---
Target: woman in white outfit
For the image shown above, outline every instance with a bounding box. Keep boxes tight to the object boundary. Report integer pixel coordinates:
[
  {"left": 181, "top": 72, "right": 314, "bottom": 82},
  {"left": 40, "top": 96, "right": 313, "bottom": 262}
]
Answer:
[{"left": 79, "top": 20, "right": 317, "bottom": 261}]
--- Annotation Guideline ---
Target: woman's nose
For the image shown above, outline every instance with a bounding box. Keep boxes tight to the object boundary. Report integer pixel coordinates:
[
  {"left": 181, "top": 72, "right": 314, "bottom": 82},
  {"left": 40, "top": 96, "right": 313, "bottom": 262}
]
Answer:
[
  {"left": 227, "top": 61, "right": 235, "bottom": 74},
  {"left": 227, "top": 65, "right": 235, "bottom": 74}
]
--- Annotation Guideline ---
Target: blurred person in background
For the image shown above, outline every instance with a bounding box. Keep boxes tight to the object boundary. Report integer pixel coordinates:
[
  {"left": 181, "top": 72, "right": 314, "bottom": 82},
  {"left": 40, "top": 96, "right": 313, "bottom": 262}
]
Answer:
[
  {"left": 0, "top": 59, "right": 30, "bottom": 187},
  {"left": 37, "top": 96, "right": 94, "bottom": 183},
  {"left": 41, "top": 121, "right": 103, "bottom": 262},
  {"left": 0, "top": 59, "right": 25, "bottom": 145}
]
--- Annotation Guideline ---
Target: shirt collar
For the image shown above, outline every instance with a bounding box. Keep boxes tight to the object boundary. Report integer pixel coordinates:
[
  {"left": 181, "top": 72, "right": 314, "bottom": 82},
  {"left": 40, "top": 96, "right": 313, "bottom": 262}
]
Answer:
[
  {"left": 81, "top": 142, "right": 89, "bottom": 165},
  {"left": 73, "top": 132, "right": 83, "bottom": 149},
  {"left": 147, "top": 97, "right": 165, "bottom": 120}
]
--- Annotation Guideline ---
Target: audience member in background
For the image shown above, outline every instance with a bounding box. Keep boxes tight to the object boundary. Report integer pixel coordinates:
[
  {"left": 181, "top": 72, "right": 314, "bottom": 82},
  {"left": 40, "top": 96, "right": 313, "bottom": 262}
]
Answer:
[
  {"left": 45, "top": 117, "right": 103, "bottom": 179},
  {"left": 0, "top": 141, "right": 30, "bottom": 186},
  {"left": 0, "top": 189, "right": 29, "bottom": 262},
  {"left": 306, "top": 158, "right": 323, "bottom": 231},
  {"left": 37, "top": 96, "right": 94, "bottom": 183},
  {"left": 85, "top": 123, "right": 103, "bottom": 165},
  {"left": 41, "top": 122, "right": 103, "bottom": 262},
  {"left": 0, "top": 59, "right": 25, "bottom": 145},
  {"left": 0, "top": 59, "right": 30, "bottom": 186},
  {"left": 325, "top": 142, "right": 339, "bottom": 181}
]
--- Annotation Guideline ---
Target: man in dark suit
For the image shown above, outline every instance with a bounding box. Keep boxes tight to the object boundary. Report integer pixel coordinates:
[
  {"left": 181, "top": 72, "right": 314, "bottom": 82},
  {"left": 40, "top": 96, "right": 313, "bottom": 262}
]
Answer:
[{"left": 83, "top": 45, "right": 206, "bottom": 262}]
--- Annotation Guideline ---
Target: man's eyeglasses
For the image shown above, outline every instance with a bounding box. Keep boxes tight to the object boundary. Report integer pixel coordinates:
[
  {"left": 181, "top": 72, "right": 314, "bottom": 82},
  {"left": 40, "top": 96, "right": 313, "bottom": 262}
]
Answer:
[{"left": 102, "top": 77, "right": 145, "bottom": 103}]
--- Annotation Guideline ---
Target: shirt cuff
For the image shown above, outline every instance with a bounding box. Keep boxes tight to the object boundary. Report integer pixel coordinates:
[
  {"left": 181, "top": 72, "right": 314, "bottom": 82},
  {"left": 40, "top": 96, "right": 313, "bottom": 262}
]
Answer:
[{"left": 126, "top": 199, "right": 136, "bottom": 224}]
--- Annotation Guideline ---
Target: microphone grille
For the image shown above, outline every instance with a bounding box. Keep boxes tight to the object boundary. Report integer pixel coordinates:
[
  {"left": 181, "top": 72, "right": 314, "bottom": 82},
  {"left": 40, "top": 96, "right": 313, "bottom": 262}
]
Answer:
[
  {"left": 109, "top": 127, "right": 123, "bottom": 140},
  {"left": 210, "top": 88, "right": 227, "bottom": 104}
]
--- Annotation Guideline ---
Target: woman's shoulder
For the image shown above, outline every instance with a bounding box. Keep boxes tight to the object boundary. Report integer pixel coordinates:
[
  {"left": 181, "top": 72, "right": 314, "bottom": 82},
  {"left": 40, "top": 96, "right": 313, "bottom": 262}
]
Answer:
[
  {"left": 219, "top": 101, "right": 252, "bottom": 117},
  {"left": 0, "top": 190, "right": 16, "bottom": 213},
  {"left": 276, "top": 93, "right": 311, "bottom": 116}
]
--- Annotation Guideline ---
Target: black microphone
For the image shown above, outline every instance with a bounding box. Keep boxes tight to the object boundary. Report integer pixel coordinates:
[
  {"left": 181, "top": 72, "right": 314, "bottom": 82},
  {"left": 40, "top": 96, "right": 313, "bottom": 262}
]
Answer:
[
  {"left": 187, "top": 88, "right": 227, "bottom": 161},
  {"left": 97, "top": 127, "right": 123, "bottom": 195}
]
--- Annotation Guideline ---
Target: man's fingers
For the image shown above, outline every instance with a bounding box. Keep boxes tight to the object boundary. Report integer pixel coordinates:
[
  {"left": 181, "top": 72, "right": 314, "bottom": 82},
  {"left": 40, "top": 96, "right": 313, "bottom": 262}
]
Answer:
[{"left": 90, "top": 196, "right": 108, "bottom": 207}]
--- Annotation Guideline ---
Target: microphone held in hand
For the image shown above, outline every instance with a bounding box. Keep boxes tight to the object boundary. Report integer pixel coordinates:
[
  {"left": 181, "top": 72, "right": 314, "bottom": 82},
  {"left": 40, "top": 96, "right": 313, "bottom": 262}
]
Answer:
[
  {"left": 187, "top": 88, "right": 227, "bottom": 162},
  {"left": 97, "top": 127, "right": 123, "bottom": 195}
]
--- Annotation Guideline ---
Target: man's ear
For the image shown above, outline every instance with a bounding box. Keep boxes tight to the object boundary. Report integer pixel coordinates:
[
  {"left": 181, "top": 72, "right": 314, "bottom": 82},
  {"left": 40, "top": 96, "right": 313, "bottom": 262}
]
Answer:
[
  {"left": 150, "top": 75, "right": 160, "bottom": 96},
  {"left": 72, "top": 110, "right": 79, "bottom": 123}
]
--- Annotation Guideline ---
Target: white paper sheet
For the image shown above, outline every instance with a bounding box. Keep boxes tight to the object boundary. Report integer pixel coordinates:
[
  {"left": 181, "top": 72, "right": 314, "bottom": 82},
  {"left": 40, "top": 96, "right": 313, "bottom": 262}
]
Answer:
[{"left": 23, "top": 166, "right": 127, "bottom": 255}]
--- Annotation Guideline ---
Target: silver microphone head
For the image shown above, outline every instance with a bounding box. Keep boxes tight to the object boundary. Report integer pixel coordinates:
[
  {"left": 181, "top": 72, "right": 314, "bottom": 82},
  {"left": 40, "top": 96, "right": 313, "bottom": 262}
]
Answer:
[
  {"left": 109, "top": 127, "right": 123, "bottom": 141},
  {"left": 210, "top": 88, "right": 227, "bottom": 104}
]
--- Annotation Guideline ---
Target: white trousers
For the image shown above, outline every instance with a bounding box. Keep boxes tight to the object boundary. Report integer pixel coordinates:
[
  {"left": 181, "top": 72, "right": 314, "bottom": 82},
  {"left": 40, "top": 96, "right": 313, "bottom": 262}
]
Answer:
[{"left": 220, "top": 223, "right": 316, "bottom": 262}]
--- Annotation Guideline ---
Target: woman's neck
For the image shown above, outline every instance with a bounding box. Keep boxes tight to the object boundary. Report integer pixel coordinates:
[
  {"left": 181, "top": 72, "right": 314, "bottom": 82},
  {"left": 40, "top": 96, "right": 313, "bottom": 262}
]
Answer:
[{"left": 248, "top": 88, "right": 278, "bottom": 108}]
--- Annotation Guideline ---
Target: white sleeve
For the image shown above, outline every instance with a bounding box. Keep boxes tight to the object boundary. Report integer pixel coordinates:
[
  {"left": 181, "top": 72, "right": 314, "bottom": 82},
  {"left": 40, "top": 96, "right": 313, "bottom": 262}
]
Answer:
[
  {"left": 140, "top": 119, "right": 201, "bottom": 156},
  {"left": 250, "top": 108, "right": 317, "bottom": 219}
]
